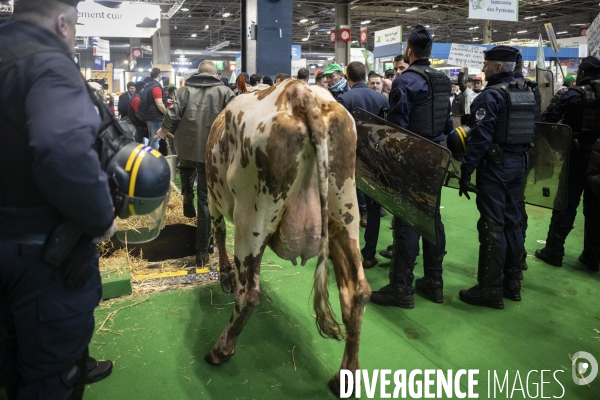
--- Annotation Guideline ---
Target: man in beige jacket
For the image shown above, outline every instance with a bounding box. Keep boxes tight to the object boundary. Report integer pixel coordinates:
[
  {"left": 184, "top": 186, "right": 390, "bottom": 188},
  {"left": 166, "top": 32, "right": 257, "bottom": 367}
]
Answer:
[{"left": 158, "top": 61, "right": 235, "bottom": 265}]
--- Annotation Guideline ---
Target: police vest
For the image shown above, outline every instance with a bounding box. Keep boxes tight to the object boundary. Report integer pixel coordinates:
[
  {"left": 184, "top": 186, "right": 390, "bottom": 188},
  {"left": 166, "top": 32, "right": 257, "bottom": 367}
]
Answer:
[
  {"left": 404, "top": 64, "right": 452, "bottom": 139},
  {"left": 487, "top": 81, "right": 536, "bottom": 145},
  {"left": 517, "top": 78, "right": 542, "bottom": 122},
  {"left": 563, "top": 82, "right": 600, "bottom": 137}
]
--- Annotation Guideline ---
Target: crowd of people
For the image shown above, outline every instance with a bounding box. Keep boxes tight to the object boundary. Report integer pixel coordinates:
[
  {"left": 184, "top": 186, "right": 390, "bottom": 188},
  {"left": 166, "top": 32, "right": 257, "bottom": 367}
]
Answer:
[{"left": 3, "top": 0, "right": 600, "bottom": 397}]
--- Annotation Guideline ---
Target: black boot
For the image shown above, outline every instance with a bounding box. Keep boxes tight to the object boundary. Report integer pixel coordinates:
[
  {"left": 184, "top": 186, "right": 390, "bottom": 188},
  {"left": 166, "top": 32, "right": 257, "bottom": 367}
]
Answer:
[
  {"left": 459, "top": 217, "right": 505, "bottom": 309},
  {"left": 502, "top": 279, "right": 521, "bottom": 301},
  {"left": 180, "top": 169, "right": 197, "bottom": 218},
  {"left": 415, "top": 275, "right": 443, "bottom": 303},
  {"left": 579, "top": 250, "right": 600, "bottom": 272},
  {"left": 379, "top": 244, "right": 393, "bottom": 259},
  {"left": 535, "top": 220, "right": 571, "bottom": 266},
  {"left": 371, "top": 223, "right": 414, "bottom": 308},
  {"left": 459, "top": 285, "right": 504, "bottom": 309}
]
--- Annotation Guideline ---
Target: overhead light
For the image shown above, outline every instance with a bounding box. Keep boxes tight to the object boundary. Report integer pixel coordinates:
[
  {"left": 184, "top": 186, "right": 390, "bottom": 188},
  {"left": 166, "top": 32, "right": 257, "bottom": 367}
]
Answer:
[
  {"left": 469, "top": 26, "right": 479, "bottom": 30},
  {"left": 556, "top": 31, "right": 568, "bottom": 34},
  {"left": 493, "top": 29, "right": 498, "bottom": 32},
  {"left": 302, "top": 37, "right": 309, "bottom": 41},
  {"left": 351, "top": 40, "right": 358, "bottom": 43},
  {"left": 361, "top": 20, "right": 370, "bottom": 25},
  {"left": 180, "top": 7, "right": 189, "bottom": 11},
  {"left": 406, "top": 7, "right": 418, "bottom": 12},
  {"left": 473, "top": 37, "right": 480, "bottom": 40},
  {"left": 517, "top": 30, "right": 528, "bottom": 34},
  {"left": 327, "top": 30, "right": 331, "bottom": 34},
  {"left": 299, "top": 18, "right": 308, "bottom": 23},
  {"left": 205, "top": 25, "right": 209, "bottom": 29},
  {"left": 524, "top": 16, "right": 537, "bottom": 19},
  {"left": 191, "top": 33, "right": 197, "bottom": 37},
  {"left": 311, "top": 20, "right": 315, "bottom": 23},
  {"left": 424, "top": 25, "right": 430, "bottom": 28},
  {"left": 433, "top": 5, "right": 438, "bottom": 8},
  {"left": 180, "top": 54, "right": 185, "bottom": 58},
  {"left": 570, "top": 23, "right": 588, "bottom": 26},
  {"left": 222, "top": 12, "right": 231, "bottom": 17}
]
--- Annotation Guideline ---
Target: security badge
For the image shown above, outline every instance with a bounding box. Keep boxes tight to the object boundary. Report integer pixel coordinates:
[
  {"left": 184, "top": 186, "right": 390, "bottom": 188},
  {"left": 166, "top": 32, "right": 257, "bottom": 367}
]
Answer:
[{"left": 475, "top": 108, "right": 486, "bottom": 121}]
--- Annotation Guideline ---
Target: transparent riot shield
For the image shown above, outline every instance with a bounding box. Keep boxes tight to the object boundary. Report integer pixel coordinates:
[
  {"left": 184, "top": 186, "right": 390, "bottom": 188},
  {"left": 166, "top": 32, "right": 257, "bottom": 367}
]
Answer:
[
  {"left": 536, "top": 68, "right": 554, "bottom": 112},
  {"left": 523, "top": 122, "right": 571, "bottom": 210},
  {"left": 443, "top": 122, "right": 571, "bottom": 210},
  {"left": 353, "top": 108, "right": 452, "bottom": 245}
]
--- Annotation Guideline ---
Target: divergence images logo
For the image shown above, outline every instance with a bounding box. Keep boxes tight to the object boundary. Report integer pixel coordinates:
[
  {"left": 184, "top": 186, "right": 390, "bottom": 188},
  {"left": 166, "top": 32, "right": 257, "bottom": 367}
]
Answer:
[{"left": 572, "top": 351, "right": 598, "bottom": 385}]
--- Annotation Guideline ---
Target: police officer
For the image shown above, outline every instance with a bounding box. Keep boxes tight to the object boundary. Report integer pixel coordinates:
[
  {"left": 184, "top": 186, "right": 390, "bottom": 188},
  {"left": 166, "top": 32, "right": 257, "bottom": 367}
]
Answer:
[
  {"left": 370, "top": 25, "right": 453, "bottom": 308},
  {"left": 514, "top": 51, "right": 542, "bottom": 271},
  {"left": 458, "top": 46, "right": 534, "bottom": 309},
  {"left": 0, "top": 0, "right": 117, "bottom": 398},
  {"left": 535, "top": 56, "right": 600, "bottom": 272}
]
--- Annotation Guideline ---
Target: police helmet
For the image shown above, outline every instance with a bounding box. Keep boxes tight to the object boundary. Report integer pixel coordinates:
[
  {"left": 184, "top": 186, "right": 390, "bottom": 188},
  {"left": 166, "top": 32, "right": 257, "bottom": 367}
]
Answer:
[
  {"left": 447, "top": 125, "right": 470, "bottom": 160},
  {"left": 106, "top": 143, "right": 171, "bottom": 219}
]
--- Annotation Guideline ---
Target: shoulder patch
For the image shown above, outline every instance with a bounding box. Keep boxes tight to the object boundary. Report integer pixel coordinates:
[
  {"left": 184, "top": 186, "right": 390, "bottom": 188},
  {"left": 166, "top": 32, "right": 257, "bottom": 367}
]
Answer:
[{"left": 475, "top": 108, "right": 486, "bottom": 121}]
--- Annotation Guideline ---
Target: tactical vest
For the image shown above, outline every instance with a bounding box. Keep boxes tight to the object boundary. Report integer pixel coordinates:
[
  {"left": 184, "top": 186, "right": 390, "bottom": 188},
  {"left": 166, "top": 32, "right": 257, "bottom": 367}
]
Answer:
[
  {"left": 563, "top": 82, "right": 600, "bottom": 137},
  {"left": 404, "top": 64, "right": 452, "bottom": 139},
  {"left": 518, "top": 78, "right": 542, "bottom": 122},
  {"left": 487, "top": 81, "right": 536, "bottom": 145}
]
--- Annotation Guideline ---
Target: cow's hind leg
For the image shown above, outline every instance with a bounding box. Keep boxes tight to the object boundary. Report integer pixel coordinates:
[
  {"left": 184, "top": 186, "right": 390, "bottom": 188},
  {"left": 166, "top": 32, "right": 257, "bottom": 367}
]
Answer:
[
  {"left": 210, "top": 205, "right": 235, "bottom": 293},
  {"left": 327, "top": 223, "right": 371, "bottom": 394},
  {"left": 205, "top": 230, "right": 267, "bottom": 365}
]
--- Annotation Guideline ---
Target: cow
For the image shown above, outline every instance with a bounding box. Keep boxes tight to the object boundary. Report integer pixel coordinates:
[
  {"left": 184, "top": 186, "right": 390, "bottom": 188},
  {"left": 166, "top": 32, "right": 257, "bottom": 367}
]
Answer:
[{"left": 203, "top": 79, "right": 371, "bottom": 393}]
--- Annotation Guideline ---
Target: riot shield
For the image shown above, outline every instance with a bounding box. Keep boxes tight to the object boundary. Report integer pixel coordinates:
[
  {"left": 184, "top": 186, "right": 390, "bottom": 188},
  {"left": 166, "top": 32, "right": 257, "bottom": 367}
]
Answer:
[
  {"left": 523, "top": 122, "right": 571, "bottom": 210},
  {"left": 536, "top": 68, "right": 554, "bottom": 112},
  {"left": 353, "top": 108, "right": 452, "bottom": 245},
  {"left": 443, "top": 122, "right": 571, "bottom": 210}
]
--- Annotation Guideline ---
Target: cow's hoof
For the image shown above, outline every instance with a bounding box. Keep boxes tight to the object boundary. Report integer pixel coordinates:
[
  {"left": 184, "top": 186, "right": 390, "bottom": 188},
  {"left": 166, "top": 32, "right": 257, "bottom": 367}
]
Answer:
[
  {"left": 220, "top": 273, "right": 233, "bottom": 294},
  {"left": 328, "top": 374, "right": 341, "bottom": 395},
  {"left": 204, "top": 351, "right": 233, "bottom": 366}
]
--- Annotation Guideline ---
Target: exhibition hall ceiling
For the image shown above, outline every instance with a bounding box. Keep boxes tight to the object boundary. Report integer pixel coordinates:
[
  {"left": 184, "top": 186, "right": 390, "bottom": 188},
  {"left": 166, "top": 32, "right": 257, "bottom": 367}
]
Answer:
[{"left": 1, "top": 0, "right": 598, "bottom": 52}]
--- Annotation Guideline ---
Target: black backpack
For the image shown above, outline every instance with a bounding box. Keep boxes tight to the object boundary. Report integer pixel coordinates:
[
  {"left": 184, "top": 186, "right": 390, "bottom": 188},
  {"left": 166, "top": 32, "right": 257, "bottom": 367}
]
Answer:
[
  {"left": 451, "top": 92, "right": 465, "bottom": 116},
  {"left": 137, "top": 80, "right": 161, "bottom": 121}
]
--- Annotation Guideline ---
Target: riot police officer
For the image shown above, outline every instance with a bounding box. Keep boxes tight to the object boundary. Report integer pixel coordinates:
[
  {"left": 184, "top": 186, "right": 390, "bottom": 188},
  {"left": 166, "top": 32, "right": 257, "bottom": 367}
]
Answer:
[
  {"left": 458, "top": 46, "right": 535, "bottom": 309},
  {"left": 370, "top": 25, "right": 453, "bottom": 308},
  {"left": 0, "top": 1, "right": 116, "bottom": 398},
  {"left": 535, "top": 56, "right": 600, "bottom": 272}
]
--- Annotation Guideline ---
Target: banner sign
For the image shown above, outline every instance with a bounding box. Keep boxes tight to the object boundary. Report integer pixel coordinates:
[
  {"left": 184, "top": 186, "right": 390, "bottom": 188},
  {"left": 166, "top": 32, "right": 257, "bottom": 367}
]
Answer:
[
  {"left": 92, "top": 37, "right": 110, "bottom": 60},
  {"left": 291, "top": 45, "right": 302, "bottom": 61},
  {"left": 76, "top": 1, "right": 161, "bottom": 38},
  {"left": 586, "top": 13, "right": 600, "bottom": 58},
  {"left": 360, "top": 27, "right": 368, "bottom": 44},
  {"left": 447, "top": 43, "right": 486, "bottom": 69},
  {"left": 374, "top": 26, "right": 402, "bottom": 48},
  {"left": 468, "top": 0, "right": 519, "bottom": 22},
  {"left": 339, "top": 26, "right": 351, "bottom": 42}
]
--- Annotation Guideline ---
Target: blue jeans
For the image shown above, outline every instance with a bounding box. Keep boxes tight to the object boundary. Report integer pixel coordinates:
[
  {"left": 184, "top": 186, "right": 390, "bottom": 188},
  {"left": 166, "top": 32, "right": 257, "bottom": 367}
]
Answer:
[{"left": 147, "top": 120, "right": 175, "bottom": 155}]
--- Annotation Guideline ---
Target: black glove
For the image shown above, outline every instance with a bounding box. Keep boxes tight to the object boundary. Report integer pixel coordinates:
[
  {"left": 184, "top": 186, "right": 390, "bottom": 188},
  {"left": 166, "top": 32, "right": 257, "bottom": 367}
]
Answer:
[
  {"left": 54, "top": 235, "right": 96, "bottom": 290},
  {"left": 458, "top": 172, "right": 478, "bottom": 200}
]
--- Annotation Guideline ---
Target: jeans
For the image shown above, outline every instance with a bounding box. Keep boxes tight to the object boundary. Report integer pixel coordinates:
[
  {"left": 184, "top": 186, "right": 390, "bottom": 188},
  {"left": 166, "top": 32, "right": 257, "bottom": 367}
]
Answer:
[{"left": 147, "top": 120, "right": 175, "bottom": 155}]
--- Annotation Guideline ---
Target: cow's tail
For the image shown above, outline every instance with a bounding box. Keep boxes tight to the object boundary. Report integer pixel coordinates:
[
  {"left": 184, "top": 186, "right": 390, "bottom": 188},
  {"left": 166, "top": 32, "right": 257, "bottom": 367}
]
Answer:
[{"left": 306, "top": 90, "right": 344, "bottom": 342}]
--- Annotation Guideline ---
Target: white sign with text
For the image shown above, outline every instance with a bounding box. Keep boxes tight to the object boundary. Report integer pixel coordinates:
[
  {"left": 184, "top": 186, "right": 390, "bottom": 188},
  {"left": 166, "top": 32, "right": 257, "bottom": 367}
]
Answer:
[
  {"left": 586, "top": 13, "right": 600, "bottom": 58},
  {"left": 374, "top": 26, "right": 402, "bottom": 48},
  {"left": 447, "top": 44, "right": 486, "bottom": 69},
  {"left": 469, "top": 0, "right": 519, "bottom": 22},
  {"left": 76, "top": 1, "right": 161, "bottom": 38}
]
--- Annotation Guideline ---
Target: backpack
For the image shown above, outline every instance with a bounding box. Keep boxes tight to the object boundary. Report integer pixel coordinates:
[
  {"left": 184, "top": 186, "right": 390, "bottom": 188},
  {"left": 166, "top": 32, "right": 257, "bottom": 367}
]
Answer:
[
  {"left": 451, "top": 92, "right": 465, "bottom": 116},
  {"left": 137, "top": 80, "right": 161, "bottom": 121}
]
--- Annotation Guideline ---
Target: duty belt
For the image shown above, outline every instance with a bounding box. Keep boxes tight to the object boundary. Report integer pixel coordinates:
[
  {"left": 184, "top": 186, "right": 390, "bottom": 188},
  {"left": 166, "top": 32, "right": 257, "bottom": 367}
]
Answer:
[{"left": 0, "top": 233, "right": 47, "bottom": 246}]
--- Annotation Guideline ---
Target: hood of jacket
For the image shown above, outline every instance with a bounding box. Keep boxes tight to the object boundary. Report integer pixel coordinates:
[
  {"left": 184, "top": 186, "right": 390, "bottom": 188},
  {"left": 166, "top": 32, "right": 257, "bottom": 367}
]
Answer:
[{"left": 185, "top": 73, "right": 224, "bottom": 88}]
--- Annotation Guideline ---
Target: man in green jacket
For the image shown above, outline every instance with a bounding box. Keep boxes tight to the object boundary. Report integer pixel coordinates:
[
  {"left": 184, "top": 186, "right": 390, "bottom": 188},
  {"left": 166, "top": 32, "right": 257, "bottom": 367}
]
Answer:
[{"left": 158, "top": 61, "right": 235, "bottom": 265}]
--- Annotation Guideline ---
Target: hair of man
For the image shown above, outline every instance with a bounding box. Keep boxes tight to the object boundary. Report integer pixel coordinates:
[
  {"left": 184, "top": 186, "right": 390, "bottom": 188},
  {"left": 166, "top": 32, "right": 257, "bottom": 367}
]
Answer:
[
  {"left": 198, "top": 60, "right": 217, "bottom": 75},
  {"left": 150, "top": 68, "right": 161, "bottom": 79},
  {"left": 346, "top": 61, "right": 366, "bottom": 83}
]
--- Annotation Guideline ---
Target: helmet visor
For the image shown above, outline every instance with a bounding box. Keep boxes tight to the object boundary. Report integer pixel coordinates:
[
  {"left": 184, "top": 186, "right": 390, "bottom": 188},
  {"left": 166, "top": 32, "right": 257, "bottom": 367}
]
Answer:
[{"left": 116, "top": 187, "right": 171, "bottom": 244}]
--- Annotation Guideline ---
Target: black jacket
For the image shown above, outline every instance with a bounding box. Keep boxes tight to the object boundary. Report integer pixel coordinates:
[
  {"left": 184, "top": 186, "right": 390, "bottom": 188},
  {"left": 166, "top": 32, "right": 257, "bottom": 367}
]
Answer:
[
  {"left": 337, "top": 82, "right": 388, "bottom": 116},
  {"left": 587, "top": 139, "right": 600, "bottom": 195},
  {"left": 0, "top": 20, "right": 114, "bottom": 236},
  {"left": 118, "top": 91, "right": 134, "bottom": 120}
]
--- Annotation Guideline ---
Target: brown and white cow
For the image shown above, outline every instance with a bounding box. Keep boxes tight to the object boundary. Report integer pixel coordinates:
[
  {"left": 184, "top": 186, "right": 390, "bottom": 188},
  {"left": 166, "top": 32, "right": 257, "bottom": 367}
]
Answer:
[{"left": 204, "top": 79, "right": 371, "bottom": 393}]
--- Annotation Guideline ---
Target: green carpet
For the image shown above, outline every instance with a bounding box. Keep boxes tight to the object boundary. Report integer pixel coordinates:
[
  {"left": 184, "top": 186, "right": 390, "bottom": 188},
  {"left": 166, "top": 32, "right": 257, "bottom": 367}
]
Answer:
[{"left": 5, "top": 187, "right": 600, "bottom": 399}]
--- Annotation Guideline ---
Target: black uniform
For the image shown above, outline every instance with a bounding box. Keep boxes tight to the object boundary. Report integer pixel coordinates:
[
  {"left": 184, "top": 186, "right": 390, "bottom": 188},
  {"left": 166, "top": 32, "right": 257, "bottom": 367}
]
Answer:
[
  {"left": 535, "top": 56, "right": 600, "bottom": 271},
  {"left": 0, "top": 19, "right": 114, "bottom": 399},
  {"left": 370, "top": 25, "right": 453, "bottom": 308},
  {"left": 458, "top": 46, "right": 534, "bottom": 309}
]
